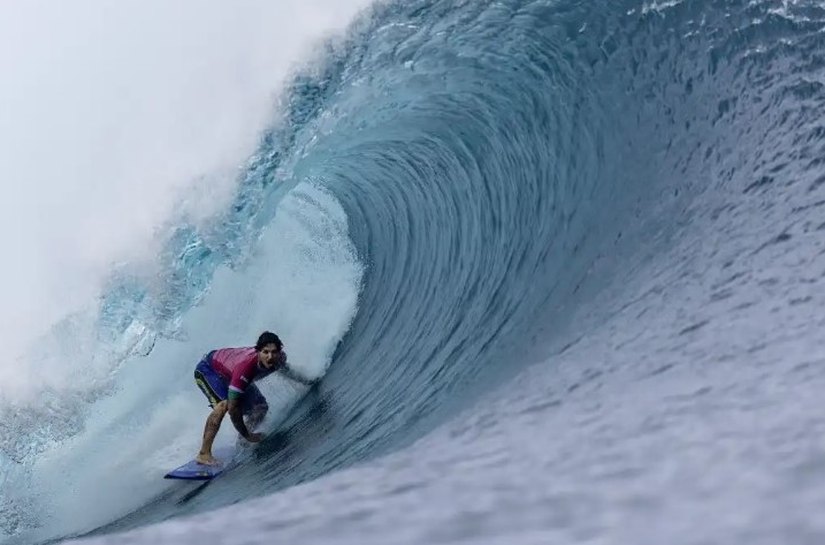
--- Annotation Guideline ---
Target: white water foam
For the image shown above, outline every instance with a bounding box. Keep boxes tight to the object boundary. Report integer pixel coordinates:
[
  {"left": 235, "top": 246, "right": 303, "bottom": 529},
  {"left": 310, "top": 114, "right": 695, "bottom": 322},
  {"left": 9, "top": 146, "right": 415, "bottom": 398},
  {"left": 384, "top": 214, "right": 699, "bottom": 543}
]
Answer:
[
  {"left": 12, "top": 182, "right": 363, "bottom": 542},
  {"left": 0, "top": 0, "right": 374, "bottom": 539},
  {"left": 0, "top": 0, "right": 375, "bottom": 406}
]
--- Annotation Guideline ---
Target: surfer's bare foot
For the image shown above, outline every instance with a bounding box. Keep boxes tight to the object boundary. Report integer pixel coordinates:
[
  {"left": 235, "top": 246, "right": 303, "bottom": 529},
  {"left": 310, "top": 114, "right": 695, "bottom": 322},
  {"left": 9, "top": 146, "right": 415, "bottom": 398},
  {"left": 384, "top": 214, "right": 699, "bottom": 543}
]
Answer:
[{"left": 195, "top": 452, "right": 219, "bottom": 466}]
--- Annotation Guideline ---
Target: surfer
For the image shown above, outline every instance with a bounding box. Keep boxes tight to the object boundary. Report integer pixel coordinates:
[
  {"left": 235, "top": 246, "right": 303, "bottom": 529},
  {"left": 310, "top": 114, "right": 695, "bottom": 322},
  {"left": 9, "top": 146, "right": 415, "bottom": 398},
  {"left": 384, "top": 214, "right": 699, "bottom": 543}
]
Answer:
[{"left": 193, "top": 331, "right": 317, "bottom": 465}]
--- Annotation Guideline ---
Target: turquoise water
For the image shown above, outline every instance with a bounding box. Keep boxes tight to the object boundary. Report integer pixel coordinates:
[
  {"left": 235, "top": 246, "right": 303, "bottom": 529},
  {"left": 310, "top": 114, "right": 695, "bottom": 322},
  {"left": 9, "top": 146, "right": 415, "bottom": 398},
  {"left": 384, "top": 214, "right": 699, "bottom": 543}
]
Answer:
[{"left": 4, "top": 0, "right": 825, "bottom": 543}]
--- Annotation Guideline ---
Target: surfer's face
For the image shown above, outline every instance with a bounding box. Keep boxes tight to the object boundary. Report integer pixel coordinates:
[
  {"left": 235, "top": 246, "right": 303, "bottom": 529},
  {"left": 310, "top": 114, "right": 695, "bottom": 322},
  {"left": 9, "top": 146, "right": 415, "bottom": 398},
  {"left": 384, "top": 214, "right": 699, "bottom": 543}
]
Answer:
[{"left": 257, "top": 343, "right": 282, "bottom": 369}]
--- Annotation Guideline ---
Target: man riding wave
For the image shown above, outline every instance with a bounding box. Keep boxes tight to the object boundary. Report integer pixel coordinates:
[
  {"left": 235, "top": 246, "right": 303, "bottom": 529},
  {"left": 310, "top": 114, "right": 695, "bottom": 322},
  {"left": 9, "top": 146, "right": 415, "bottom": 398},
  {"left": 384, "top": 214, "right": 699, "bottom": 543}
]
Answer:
[{"left": 193, "top": 331, "right": 316, "bottom": 465}]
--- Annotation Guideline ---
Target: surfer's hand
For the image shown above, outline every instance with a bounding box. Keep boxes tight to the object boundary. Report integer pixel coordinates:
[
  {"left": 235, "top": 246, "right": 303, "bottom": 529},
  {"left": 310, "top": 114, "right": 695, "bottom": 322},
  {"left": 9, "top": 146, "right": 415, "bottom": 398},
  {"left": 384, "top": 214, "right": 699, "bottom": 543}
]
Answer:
[{"left": 246, "top": 432, "right": 265, "bottom": 443}]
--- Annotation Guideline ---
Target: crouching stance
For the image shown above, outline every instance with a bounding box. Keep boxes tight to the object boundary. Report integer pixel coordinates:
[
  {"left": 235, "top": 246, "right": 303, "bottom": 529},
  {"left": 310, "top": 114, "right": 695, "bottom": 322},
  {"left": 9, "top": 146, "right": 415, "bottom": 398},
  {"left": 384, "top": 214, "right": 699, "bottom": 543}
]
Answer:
[{"left": 193, "top": 331, "right": 316, "bottom": 465}]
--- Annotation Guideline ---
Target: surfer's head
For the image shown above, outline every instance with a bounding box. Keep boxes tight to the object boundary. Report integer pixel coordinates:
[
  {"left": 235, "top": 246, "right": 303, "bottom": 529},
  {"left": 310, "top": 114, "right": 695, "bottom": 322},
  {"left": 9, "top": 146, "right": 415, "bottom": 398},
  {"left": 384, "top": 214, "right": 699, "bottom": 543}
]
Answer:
[{"left": 255, "top": 330, "right": 284, "bottom": 369}]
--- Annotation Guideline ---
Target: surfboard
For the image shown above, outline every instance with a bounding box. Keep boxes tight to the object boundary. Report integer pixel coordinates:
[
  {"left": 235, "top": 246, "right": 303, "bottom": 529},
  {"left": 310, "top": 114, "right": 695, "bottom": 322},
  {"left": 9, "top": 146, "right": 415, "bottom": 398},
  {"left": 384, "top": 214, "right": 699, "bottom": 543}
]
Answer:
[{"left": 164, "top": 446, "right": 236, "bottom": 480}]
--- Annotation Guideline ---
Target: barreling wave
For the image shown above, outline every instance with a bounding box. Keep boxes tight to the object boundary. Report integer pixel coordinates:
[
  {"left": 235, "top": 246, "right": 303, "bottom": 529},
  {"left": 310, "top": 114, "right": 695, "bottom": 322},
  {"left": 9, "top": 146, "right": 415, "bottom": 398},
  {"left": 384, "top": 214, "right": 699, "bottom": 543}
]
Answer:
[{"left": 5, "top": 0, "right": 825, "bottom": 542}]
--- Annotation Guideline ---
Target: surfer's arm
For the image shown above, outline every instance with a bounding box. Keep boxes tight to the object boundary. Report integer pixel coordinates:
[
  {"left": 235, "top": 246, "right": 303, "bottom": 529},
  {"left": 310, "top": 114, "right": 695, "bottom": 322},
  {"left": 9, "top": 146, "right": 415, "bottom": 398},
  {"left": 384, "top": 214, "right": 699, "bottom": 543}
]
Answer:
[
  {"left": 227, "top": 398, "right": 252, "bottom": 439},
  {"left": 225, "top": 366, "right": 258, "bottom": 439},
  {"left": 279, "top": 364, "right": 318, "bottom": 386}
]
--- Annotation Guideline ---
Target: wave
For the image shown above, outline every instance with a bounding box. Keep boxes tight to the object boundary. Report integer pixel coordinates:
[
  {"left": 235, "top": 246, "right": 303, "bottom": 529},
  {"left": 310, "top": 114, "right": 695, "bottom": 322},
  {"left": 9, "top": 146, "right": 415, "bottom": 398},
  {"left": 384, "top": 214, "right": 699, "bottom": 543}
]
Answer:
[{"left": 4, "top": 0, "right": 825, "bottom": 542}]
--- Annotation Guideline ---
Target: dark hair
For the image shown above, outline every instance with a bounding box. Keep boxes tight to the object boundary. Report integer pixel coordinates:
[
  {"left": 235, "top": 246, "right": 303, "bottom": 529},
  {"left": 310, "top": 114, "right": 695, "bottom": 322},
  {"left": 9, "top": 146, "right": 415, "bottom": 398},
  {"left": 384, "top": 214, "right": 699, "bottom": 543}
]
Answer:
[{"left": 255, "top": 331, "right": 282, "bottom": 351}]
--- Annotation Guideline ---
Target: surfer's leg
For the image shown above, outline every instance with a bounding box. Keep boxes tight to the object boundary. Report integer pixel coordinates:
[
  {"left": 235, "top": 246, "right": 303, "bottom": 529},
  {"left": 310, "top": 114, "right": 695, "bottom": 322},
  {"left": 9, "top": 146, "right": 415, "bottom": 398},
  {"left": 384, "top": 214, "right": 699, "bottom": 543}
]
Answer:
[
  {"left": 194, "top": 360, "right": 226, "bottom": 408},
  {"left": 194, "top": 359, "right": 231, "bottom": 465},
  {"left": 243, "top": 385, "right": 268, "bottom": 431},
  {"left": 197, "top": 400, "right": 228, "bottom": 465},
  {"left": 245, "top": 406, "right": 268, "bottom": 431}
]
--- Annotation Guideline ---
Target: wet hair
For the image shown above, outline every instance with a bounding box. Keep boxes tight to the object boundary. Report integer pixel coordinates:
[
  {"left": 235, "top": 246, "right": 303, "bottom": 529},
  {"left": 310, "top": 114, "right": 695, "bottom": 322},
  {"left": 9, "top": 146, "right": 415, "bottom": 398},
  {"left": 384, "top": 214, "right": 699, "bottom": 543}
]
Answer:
[{"left": 255, "top": 331, "right": 283, "bottom": 351}]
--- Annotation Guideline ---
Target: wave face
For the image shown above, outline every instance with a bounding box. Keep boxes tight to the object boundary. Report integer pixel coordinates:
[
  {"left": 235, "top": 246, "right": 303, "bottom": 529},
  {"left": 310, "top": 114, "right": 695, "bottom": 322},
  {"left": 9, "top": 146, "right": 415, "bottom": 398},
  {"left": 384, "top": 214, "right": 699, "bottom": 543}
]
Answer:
[{"left": 5, "top": 0, "right": 825, "bottom": 543}]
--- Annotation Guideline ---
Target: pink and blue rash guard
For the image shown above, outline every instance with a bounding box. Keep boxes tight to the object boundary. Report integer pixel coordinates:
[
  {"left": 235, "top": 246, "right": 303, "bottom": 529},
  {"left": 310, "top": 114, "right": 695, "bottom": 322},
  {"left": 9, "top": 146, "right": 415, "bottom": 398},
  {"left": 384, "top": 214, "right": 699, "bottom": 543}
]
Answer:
[{"left": 208, "top": 347, "right": 279, "bottom": 400}]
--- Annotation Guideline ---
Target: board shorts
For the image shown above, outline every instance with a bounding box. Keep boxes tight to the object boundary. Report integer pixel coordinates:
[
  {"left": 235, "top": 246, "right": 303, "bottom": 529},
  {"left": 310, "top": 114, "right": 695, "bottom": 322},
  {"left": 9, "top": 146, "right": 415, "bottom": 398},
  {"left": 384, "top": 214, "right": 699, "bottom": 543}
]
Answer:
[{"left": 194, "top": 354, "right": 267, "bottom": 415}]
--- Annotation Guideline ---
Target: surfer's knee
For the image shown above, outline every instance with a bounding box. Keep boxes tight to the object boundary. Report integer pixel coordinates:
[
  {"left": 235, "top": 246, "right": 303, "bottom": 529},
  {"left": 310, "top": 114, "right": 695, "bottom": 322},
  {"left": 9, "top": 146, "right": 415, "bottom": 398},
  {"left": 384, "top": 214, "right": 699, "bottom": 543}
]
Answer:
[
  {"left": 210, "top": 400, "right": 228, "bottom": 418},
  {"left": 245, "top": 403, "right": 267, "bottom": 422}
]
